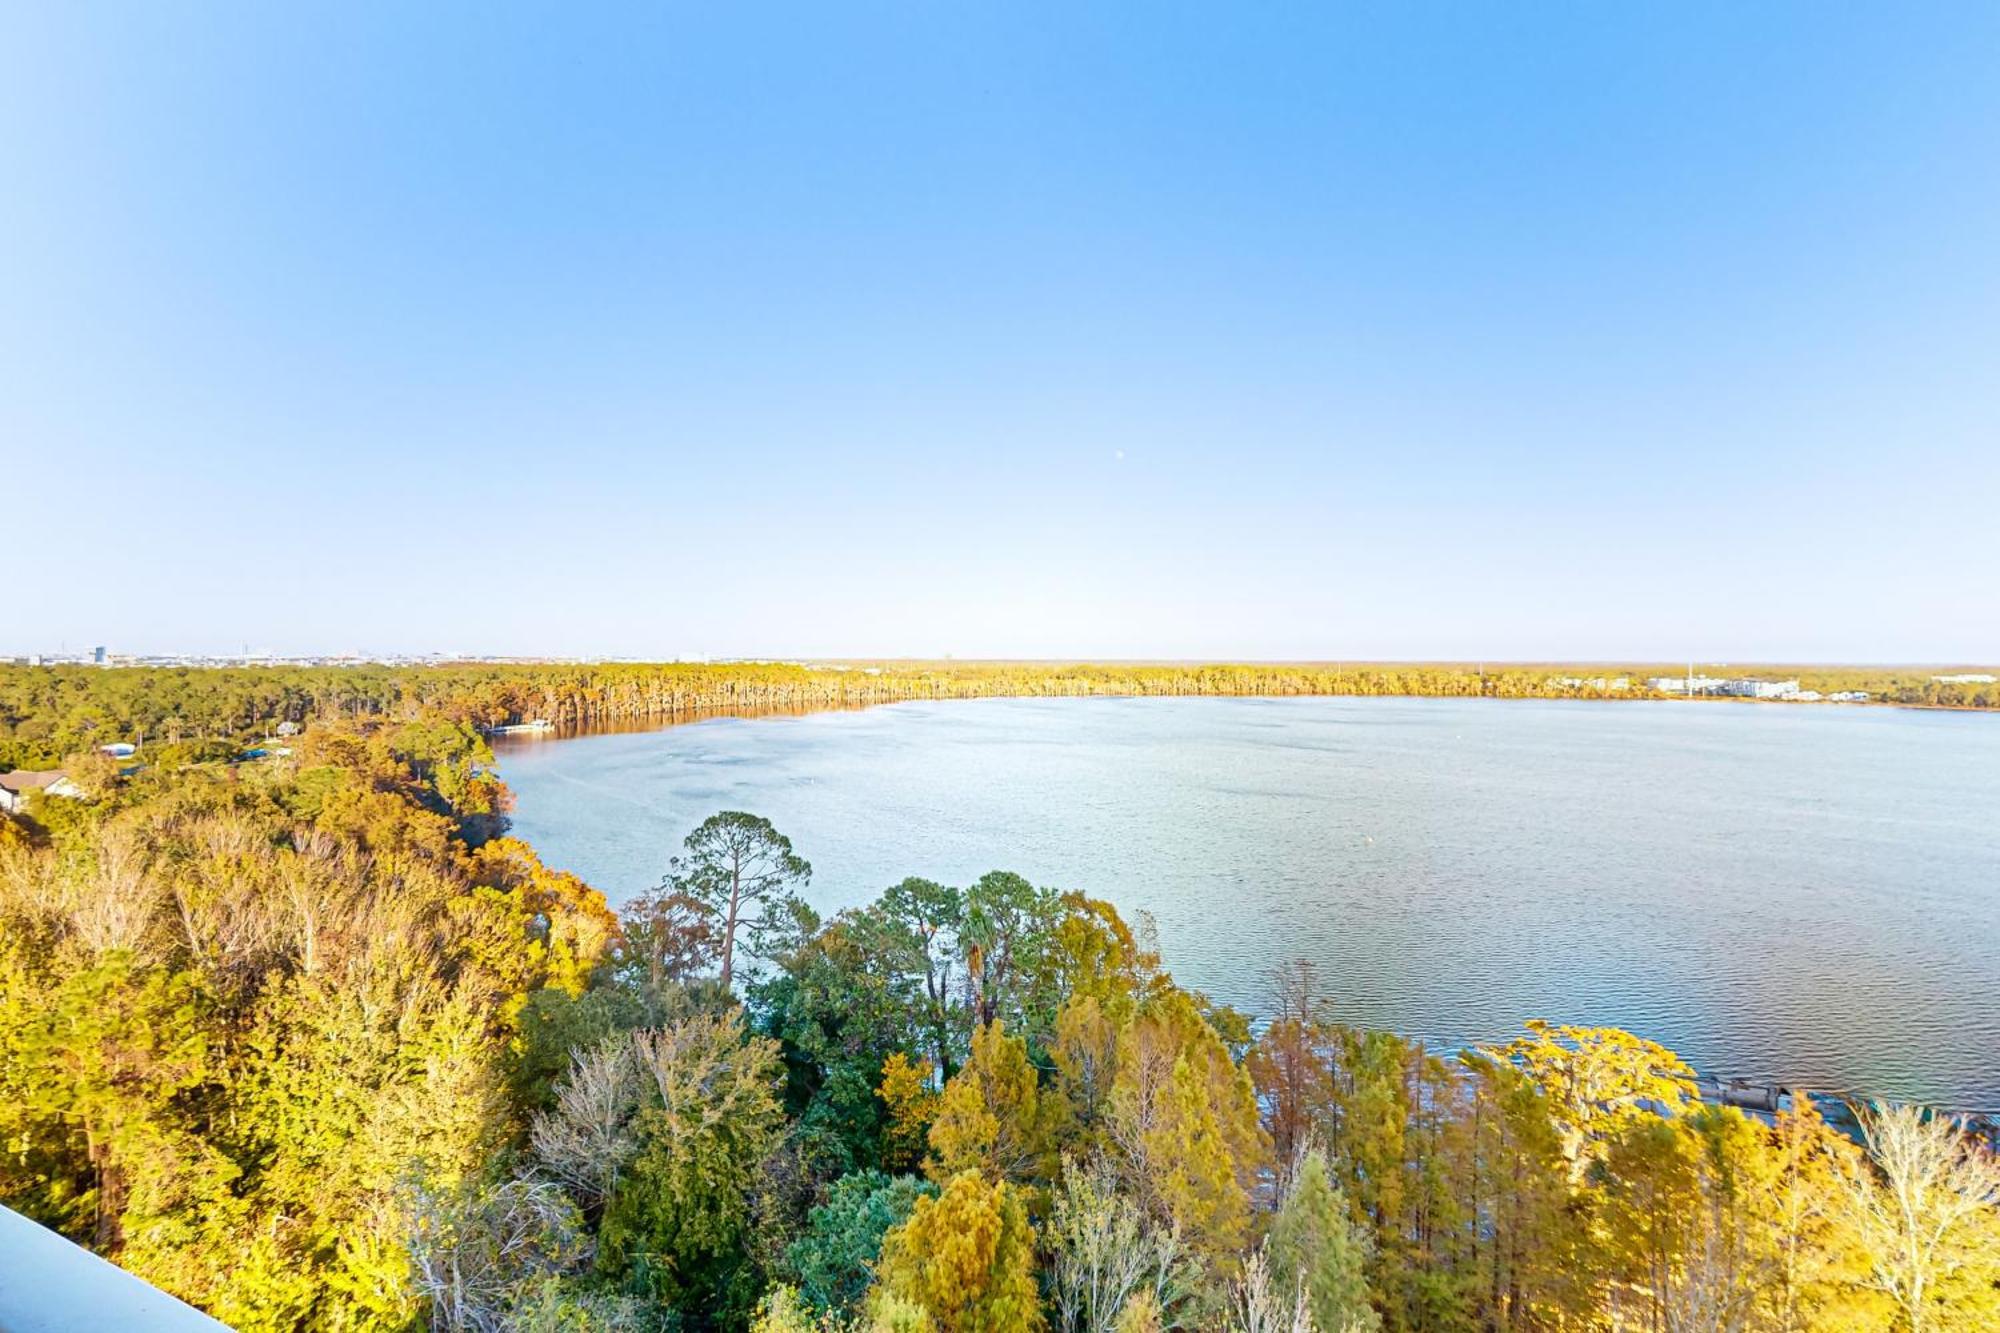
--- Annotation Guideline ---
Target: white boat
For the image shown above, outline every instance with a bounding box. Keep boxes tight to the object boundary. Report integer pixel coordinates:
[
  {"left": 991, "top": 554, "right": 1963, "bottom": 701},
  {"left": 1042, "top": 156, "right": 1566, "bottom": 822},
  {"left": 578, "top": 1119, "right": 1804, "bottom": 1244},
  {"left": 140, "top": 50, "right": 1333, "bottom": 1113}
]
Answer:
[{"left": 488, "top": 719, "right": 556, "bottom": 735}]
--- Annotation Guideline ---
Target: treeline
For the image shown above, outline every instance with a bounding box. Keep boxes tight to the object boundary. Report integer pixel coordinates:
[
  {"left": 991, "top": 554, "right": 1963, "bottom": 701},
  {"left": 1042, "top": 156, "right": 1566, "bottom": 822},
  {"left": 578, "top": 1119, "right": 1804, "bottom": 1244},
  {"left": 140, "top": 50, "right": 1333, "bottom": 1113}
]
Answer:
[
  {"left": 5, "top": 659, "right": 1996, "bottom": 768},
  {"left": 3, "top": 726, "right": 1997, "bottom": 1330}
]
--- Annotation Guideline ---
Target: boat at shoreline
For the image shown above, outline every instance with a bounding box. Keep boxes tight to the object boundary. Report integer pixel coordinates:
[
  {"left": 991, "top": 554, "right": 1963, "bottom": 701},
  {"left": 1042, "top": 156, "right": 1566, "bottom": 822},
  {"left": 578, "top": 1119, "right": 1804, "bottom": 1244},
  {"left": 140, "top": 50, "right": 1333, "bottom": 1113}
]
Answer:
[{"left": 486, "top": 718, "right": 555, "bottom": 735}]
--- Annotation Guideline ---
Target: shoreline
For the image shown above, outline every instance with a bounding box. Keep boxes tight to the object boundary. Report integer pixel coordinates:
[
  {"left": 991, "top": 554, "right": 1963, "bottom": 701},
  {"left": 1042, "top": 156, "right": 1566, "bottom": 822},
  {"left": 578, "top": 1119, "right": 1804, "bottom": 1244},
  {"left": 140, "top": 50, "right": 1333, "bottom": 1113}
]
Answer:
[{"left": 486, "top": 687, "right": 2000, "bottom": 748}]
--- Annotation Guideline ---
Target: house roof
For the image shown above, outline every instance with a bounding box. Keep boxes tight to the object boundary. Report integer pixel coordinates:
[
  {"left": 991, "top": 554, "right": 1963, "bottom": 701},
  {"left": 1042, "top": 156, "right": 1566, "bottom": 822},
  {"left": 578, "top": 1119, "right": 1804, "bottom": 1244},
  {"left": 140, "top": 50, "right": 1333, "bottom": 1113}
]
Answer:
[{"left": 0, "top": 770, "right": 68, "bottom": 794}]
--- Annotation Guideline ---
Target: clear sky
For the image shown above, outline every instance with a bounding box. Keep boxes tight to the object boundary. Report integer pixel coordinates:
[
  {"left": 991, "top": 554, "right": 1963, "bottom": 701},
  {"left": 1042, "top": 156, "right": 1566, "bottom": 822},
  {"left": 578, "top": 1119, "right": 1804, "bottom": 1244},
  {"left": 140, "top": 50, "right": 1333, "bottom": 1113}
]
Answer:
[{"left": 5, "top": 5, "right": 1997, "bottom": 662}]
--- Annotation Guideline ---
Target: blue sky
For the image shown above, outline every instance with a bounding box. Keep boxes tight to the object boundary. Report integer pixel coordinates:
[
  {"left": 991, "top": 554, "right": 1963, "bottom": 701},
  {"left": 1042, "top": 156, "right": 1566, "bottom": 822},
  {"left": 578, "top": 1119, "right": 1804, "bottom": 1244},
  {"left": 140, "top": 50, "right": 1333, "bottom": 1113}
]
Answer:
[{"left": 5, "top": 4, "right": 1997, "bottom": 661}]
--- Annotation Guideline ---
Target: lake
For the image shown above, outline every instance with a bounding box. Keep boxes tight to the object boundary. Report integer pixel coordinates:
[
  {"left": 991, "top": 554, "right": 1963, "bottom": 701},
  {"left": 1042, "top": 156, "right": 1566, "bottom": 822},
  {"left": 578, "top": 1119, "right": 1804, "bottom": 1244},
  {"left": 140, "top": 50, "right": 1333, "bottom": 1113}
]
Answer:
[{"left": 492, "top": 696, "right": 2000, "bottom": 1109}]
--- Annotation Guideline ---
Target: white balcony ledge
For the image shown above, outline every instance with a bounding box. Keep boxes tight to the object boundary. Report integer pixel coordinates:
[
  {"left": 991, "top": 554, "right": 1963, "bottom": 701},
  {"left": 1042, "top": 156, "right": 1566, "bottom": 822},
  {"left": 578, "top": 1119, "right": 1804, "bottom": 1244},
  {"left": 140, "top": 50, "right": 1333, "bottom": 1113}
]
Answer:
[{"left": 0, "top": 1204, "right": 231, "bottom": 1332}]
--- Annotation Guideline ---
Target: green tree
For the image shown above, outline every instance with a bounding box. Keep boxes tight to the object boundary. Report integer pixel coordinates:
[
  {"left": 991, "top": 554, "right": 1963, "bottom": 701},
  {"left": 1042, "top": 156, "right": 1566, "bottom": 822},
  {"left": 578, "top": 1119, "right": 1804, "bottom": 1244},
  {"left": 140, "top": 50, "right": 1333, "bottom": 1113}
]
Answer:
[
  {"left": 959, "top": 872, "right": 1058, "bottom": 1033},
  {"left": 752, "top": 914, "right": 916, "bottom": 1176},
  {"left": 1267, "top": 1147, "right": 1380, "bottom": 1333},
  {"left": 597, "top": 1010, "right": 784, "bottom": 1326},
  {"left": 786, "top": 1170, "right": 935, "bottom": 1318},
  {"left": 862, "top": 877, "right": 967, "bottom": 1078},
  {"left": 668, "top": 812, "right": 811, "bottom": 992}
]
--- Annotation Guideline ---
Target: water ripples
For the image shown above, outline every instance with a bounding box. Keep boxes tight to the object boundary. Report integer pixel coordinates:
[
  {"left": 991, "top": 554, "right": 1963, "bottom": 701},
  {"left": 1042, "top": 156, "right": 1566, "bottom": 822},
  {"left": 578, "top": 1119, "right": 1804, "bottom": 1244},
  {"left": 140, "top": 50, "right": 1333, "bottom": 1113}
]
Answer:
[{"left": 495, "top": 696, "right": 2000, "bottom": 1108}]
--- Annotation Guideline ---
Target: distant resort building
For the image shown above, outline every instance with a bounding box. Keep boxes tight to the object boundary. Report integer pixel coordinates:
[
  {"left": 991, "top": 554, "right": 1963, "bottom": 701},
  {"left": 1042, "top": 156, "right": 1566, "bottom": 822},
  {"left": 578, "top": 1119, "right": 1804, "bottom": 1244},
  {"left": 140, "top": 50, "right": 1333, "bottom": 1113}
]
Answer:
[
  {"left": 0, "top": 770, "right": 82, "bottom": 815},
  {"left": 1649, "top": 674, "right": 1728, "bottom": 694},
  {"left": 1647, "top": 676, "right": 1811, "bottom": 700},
  {"left": 1726, "top": 678, "right": 1801, "bottom": 699},
  {"left": 1554, "top": 676, "right": 1630, "bottom": 691},
  {"left": 1932, "top": 673, "right": 1996, "bottom": 684}
]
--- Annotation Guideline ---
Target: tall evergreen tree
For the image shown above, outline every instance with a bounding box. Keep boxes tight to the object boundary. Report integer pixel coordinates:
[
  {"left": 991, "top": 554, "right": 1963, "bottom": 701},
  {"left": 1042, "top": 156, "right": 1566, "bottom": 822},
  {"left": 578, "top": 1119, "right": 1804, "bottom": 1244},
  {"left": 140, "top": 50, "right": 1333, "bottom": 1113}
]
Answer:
[{"left": 1268, "top": 1147, "right": 1380, "bottom": 1333}]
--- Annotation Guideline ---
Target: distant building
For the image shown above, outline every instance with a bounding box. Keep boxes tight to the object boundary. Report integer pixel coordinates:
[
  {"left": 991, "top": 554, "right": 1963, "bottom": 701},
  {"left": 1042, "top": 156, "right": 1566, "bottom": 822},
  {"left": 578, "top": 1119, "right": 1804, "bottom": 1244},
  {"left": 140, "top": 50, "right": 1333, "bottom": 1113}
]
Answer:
[
  {"left": 99, "top": 742, "right": 138, "bottom": 759},
  {"left": 92, "top": 646, "right": 107, "bottom": 665},
  {"left": 1650, "top": 675, "right": 1799, "bottom": 699},
  {"left": 1933, "top": 674, "right": 1996, "bottom": 684},
  {"left": 1719, "top": 678, "right": 1800, "bottom": 699},
  {"left": 0, "top": 770, "right": 82, "bottom": 815},
  {"left": 1826, "top": 691, "right": 1870, "bottom": 703},
  {"left": 1650, "top": 675, "right": 1728, "bottom": 694}
]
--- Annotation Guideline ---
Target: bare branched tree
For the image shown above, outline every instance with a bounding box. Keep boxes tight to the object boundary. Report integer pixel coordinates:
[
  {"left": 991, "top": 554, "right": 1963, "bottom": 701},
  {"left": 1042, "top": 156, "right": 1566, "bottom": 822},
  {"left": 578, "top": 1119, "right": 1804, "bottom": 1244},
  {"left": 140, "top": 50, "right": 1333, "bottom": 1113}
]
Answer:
[
  {"left": 1841, "top": 1104, "right": 2000, "bottom": 1333},
  {"left": 1230, "top": 1249, "right": 1315, "bottom": 1333},
  {"left": 630, "top": 1007, "right": 780, "bottom": 1137},
  {"left": 405, "top": 1177, "right": 592, "bottom": 1333},
  {"left": 1050, "top": 1153, "right": 1193, "bottom": 1332},
  {"left": 68, "top": 824, "right": 161, "bottom": 957},
  {"left": 529, "top": 1035, "right": 643, "bottom": 1211}
]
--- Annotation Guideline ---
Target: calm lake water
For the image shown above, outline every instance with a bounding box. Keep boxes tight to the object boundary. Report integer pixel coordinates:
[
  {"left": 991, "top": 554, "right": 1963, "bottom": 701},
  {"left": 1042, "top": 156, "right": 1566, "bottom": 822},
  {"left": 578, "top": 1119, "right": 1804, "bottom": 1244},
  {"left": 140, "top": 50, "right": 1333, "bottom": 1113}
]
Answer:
[{"left": 494, "top": 696, "right": 2000, "bottom": 1108}]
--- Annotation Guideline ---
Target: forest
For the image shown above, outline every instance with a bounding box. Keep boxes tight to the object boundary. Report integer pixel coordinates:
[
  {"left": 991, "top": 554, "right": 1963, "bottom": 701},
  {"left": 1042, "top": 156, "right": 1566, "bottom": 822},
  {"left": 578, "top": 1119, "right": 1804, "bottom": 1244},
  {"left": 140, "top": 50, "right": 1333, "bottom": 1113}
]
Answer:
[
  {"left": 1, "top": 684, "right": 1998, "bottom": 1331},
  {"left": 2, "top": 658, "right": 1997, "bottom": 772}
]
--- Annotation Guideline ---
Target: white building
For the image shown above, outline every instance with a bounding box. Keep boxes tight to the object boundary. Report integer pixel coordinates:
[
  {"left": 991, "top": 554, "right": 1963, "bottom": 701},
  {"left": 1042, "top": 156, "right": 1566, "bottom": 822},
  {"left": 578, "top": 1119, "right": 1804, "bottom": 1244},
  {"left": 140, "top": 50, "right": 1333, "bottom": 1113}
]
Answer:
[
  {"left": 0, "top": 770, "right": 82, "bottom": 815},
  {"left": 1720, "top": 678, "right": 1800, "bottom": 699},
  {"left": 1650, "top": 675, "right": 1728, "bottom": 694},
  {"left": 1933, "top": 674, "right": 1996, "bottom": 684},
  {"left": 1649, "top": 676, "right": 1800, "bottom": 699}
]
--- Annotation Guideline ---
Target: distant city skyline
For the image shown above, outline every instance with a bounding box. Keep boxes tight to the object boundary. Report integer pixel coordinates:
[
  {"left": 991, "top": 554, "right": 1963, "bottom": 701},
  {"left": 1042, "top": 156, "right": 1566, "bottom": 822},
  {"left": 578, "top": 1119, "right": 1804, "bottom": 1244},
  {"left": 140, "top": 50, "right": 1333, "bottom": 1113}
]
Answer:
[
  {"left": 8, "top": 6, "right": 1999, "bottom": 660},
  {"left": 5, "top": 643, "right": 1996, "bottom": 671}
]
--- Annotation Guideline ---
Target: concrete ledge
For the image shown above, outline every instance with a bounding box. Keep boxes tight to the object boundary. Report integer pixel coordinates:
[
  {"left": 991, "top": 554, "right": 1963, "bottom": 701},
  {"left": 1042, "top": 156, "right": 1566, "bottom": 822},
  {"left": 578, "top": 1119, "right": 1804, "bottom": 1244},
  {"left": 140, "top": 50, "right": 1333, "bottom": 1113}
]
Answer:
[{"left": 0, "top": 1205, "right": 232, "bottom": 1332}]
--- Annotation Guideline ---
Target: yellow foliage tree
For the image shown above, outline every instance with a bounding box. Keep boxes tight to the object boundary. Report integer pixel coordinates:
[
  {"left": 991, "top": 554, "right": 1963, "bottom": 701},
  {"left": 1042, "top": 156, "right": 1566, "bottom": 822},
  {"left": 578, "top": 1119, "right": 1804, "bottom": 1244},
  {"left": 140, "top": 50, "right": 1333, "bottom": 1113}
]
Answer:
[
  {"left": 1109, "top": 989, "right": 1269, "bottom": 1275},
  {"left": 925, "top": 1022, "right": 1055, "bottom": 1186},
  {"left": 1500, "top": 1021, "right": 1696, "bottom": 1176},
  {"left": 1747, "top": 1100, "right": 1890, "bottom": 1330},
  {"left": 880, "top": 1052, "right": 940, "bottom": 1175},
  {"left": 1052, "top": 994, "right": 1123, "bottom": 1146},
  {"left": 876, "top": 1169, "right": 1045, "bottom": 1333}
]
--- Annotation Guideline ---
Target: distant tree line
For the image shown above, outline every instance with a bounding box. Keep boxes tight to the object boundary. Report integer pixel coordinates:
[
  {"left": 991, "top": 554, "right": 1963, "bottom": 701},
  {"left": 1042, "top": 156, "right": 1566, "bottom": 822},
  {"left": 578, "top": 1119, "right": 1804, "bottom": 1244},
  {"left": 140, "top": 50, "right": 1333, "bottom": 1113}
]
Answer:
[{"left": 4, "top": 659, "right": 1994, "bottom": 771}]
